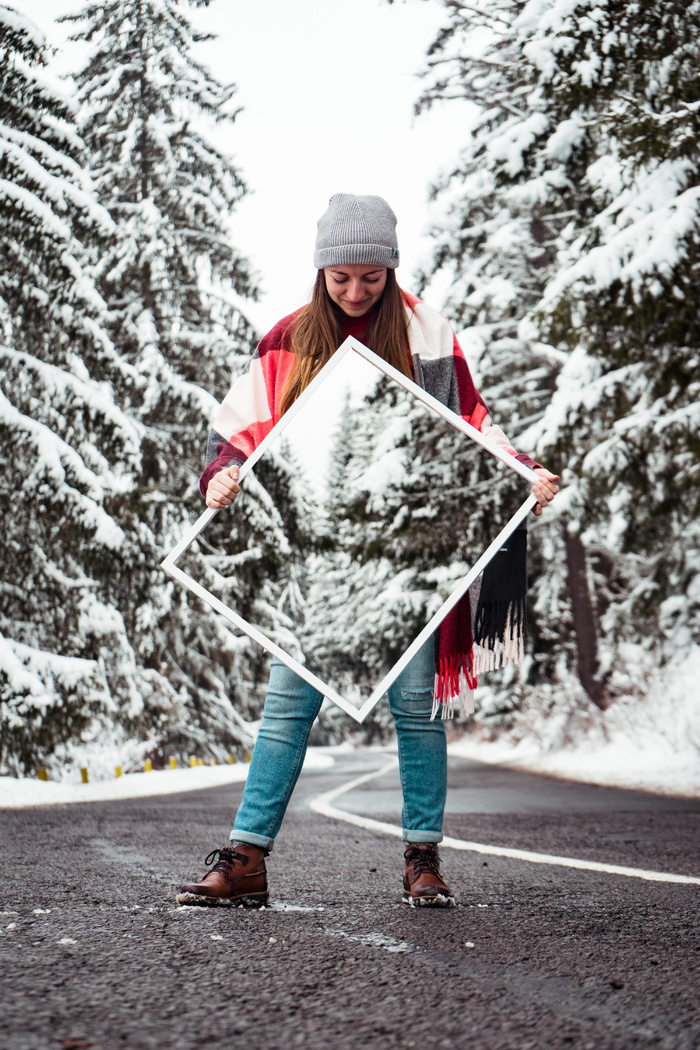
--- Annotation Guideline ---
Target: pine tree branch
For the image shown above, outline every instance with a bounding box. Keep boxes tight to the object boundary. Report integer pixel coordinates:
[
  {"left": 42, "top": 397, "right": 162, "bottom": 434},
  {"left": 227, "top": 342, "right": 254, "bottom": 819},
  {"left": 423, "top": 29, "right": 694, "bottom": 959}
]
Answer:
[{"left": 425, "top": 52, "right": 509, "bottom": 70}]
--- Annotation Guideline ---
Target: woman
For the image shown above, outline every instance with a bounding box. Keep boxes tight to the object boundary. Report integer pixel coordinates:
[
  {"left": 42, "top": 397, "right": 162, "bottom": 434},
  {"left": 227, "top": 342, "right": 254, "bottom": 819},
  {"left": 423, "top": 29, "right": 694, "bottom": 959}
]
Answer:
[{"left": 178, "top": 194, "right": 559, "bottom": 909}]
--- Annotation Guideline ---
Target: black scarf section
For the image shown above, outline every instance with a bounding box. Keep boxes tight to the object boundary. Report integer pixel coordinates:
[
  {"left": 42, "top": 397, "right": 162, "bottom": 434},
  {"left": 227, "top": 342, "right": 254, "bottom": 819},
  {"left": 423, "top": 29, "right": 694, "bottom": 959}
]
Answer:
[{"left": 472, "top": 520, "right": 527, "bottom": 655}]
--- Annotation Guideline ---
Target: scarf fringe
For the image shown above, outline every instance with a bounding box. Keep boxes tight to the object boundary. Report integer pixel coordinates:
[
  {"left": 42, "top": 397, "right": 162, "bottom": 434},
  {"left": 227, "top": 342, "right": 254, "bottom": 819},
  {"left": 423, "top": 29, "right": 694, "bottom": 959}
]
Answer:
[
  {"left": 473, "top": 637, "right": 524, "bottom": 673},
  {"left": 432, "top": 600, "right": 526, "bottom": 719},
  {"left": 473, "top": 597, "right": 526, "bottom": 646},
  {"left": 473, "top": 598, "right": 525, "bottom": 668},
  {"left": 431, "top": 653, "right": 477, "bottom": 721}
]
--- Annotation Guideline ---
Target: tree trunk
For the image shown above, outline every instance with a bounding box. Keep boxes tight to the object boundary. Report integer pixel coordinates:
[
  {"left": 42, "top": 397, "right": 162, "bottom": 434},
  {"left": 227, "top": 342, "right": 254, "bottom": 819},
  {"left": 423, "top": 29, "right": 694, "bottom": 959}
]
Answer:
[{"left": 564, "top": 524, "right": 607, "bottom": 710}]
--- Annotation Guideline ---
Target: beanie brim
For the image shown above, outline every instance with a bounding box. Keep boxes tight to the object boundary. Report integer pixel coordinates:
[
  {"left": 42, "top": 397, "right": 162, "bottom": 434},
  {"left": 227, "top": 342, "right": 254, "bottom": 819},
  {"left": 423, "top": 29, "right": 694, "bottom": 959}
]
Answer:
[{"left": 314, "top": 243, "right": 399, "bottom": 269}]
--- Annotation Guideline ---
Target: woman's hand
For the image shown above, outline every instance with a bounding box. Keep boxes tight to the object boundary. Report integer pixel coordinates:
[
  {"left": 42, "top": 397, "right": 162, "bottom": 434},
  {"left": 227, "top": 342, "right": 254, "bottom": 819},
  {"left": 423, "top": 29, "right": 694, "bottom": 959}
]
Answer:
[
  {"left": 206, "top": 465, "right": 241, "bottom": 509},
  {"left": 531, "top": 468, "right": 559, "bottom": 516}
]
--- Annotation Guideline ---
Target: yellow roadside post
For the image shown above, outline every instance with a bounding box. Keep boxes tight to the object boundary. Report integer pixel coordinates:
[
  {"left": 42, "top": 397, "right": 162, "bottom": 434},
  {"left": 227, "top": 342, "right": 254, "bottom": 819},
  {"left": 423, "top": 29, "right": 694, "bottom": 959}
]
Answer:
[
  {"left": 169, "top": 756, "right": 177, "bottom": 770},
  {"left": 227, "top": 754, "right": 235, "bottom": 765},
  {"left": 80, "top": 767, "right": 89, "bottom": 784},
  {"left": 144, "top": 759, "right": 153, "bottom": 772},
  {"left": 209, "top": 757, "right": 217, "bottom": 767},
  {"left": 189, "top": 756, "right": 197, "bottom": 768},
  {"left": 37, "top": 768, "right": 48, "bottom": 782},
  {"left": 115, "top": 766, "right": 123, "bottom": 778},
  {"left": 245, "top": 751, "right": 252, "bottom": 763}
]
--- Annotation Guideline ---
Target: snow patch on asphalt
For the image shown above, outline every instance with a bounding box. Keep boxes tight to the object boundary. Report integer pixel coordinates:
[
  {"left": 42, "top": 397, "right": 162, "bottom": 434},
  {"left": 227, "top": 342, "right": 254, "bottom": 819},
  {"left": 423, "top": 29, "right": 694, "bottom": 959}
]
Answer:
[
  {"left": 265, "top": 902, "right": 325, "bottom": 912},
  {"left": 325, "top": 928, "right": 412, "bottom": 954},
  {"left": 0, "top": 748, "right": 335, "bottom": 808}
]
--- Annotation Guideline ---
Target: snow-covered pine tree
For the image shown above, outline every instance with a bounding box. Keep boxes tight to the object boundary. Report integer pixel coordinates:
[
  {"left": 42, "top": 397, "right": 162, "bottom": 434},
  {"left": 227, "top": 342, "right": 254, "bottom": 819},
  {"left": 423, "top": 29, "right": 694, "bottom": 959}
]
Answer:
[
  {"left": 413, "top": 0, "right": 565, "bottom": 438},
  {"left": 61, "top": 0, "right": 259, "bottom": 467},
  {"left": 303, "top": 391, "right": 390, "bottom": 698},
  {"left": 0, "top": 5, "right": 153, "bottom": 774},
  {"left": 404, "top": 0, "right": 580, "bottom": 712},
  {"left": 411, "top": 0, "right": 700, "bottom": 726},
  {"left": 303, "top": 383, "right": 412, "bottom": 740},
  {"left": 303, "top": 365, "right": 527, "bottom": 737},
  {"left": 60, "top": 0, "right": 308, "bottom": 753},
  {"left": 520, "top": 0, "right": 700, "bottom": 699}
]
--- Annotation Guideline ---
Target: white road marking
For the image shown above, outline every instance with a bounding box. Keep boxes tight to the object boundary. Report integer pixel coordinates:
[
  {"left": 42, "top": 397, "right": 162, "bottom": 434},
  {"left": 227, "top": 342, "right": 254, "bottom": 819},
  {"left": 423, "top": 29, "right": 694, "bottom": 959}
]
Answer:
[{"left": 309, "top": 760, "right": 700, "bottom": 886}]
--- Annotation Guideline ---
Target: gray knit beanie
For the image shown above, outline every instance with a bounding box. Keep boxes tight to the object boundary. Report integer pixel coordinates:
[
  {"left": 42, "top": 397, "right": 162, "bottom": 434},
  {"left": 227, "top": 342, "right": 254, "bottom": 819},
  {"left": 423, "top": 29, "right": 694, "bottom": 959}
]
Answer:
[{"left": 314, "top": 193, "right": 399, "bottom": 269}]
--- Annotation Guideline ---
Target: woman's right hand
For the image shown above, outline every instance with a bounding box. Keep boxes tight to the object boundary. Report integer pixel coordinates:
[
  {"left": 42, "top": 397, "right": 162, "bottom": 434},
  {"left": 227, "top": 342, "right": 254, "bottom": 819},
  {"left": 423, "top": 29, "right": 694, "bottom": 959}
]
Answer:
[{"left": 206, "top": 465, "right": 241, "bottom": 508}]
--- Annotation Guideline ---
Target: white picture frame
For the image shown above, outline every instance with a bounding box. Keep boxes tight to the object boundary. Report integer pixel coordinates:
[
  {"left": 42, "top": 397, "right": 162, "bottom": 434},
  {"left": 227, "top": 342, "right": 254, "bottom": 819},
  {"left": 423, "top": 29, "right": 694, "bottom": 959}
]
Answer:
[{"left": 161, "top": 337, "right": 538, "bottom": 722}]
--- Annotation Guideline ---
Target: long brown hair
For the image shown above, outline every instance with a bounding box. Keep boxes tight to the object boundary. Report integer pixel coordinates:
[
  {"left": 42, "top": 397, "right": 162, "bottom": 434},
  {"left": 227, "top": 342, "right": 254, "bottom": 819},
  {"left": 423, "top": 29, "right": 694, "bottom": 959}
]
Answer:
[{"left": 279, "top": 268, "right": 412, "bottom": 415}]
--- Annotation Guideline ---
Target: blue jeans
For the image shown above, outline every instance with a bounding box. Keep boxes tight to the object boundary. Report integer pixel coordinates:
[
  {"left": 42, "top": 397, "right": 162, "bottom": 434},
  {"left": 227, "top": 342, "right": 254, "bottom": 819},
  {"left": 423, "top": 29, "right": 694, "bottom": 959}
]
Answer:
[{"left": 231, "top": 636, "right": 446, "bottom": 850}]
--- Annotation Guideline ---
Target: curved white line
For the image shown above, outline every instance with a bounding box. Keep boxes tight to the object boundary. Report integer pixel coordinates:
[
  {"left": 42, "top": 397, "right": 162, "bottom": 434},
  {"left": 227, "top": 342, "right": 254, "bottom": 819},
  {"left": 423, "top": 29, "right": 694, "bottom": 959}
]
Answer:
[{"left": 309, "top": 760, "right": 700, "bottom": 886}]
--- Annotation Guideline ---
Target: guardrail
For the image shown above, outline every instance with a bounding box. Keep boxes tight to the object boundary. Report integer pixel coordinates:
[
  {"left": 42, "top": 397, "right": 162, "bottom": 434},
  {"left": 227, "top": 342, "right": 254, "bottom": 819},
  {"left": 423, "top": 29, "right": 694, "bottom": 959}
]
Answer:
[{"left": 34, "top": 751, "right": 253, "bottom": 783}]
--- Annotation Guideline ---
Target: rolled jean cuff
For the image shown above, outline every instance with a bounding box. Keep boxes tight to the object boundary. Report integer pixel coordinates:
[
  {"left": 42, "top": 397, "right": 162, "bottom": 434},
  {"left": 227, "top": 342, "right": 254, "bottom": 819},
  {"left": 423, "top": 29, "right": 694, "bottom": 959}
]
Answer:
[
  {"left": 403, "top": 829, "right": 442, "bottom": 844},
  {"left": 230, "top": 830, "right": 275, "bottom": 852}
]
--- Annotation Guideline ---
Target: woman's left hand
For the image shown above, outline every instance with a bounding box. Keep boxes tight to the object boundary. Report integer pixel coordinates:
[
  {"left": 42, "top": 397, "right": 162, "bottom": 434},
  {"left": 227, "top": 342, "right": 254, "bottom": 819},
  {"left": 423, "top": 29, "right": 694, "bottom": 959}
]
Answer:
[{"left": 531, "top": 468, "right": 560, "bottom": 516}]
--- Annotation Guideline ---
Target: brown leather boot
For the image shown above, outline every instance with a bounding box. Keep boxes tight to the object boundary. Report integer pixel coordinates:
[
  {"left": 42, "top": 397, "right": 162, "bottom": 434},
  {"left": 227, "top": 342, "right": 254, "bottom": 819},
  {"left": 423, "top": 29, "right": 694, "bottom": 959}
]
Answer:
[
  {"left": 403, "top": 843, "right": 455, "bottom": 908},
  {"left": 176, "top": 843, "right": 268, "bottom": 907}
]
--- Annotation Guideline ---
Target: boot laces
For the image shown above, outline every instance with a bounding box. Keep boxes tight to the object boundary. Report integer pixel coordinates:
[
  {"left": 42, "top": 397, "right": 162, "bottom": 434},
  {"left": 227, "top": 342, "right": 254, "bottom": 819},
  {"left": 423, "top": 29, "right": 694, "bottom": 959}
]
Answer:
[
  {"left": 204, "top": 847, "right": 249, "bottom": 876},
  {"left": 406, "top": 846, "right": 441, "bottom": 878}
]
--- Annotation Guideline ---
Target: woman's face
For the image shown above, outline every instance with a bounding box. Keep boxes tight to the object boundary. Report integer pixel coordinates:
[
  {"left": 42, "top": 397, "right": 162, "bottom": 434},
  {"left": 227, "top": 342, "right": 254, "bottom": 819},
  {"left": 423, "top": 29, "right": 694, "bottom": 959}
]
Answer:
[{"left": 324, "top": 264, "right": 388, "bottom": 317}]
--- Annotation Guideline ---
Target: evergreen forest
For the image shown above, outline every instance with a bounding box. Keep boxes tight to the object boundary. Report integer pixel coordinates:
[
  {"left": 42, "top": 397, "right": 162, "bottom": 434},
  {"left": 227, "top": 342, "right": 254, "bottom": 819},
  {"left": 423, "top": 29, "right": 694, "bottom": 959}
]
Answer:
[{"left": 1, "top": 0, "right": 698, "bottom": 780}]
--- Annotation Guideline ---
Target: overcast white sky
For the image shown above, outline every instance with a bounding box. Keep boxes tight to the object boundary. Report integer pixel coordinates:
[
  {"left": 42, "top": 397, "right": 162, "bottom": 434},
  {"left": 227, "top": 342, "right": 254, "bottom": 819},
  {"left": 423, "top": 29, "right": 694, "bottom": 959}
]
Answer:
[{"left": 19, "top": 0, "right": 470, "bottom": 328}]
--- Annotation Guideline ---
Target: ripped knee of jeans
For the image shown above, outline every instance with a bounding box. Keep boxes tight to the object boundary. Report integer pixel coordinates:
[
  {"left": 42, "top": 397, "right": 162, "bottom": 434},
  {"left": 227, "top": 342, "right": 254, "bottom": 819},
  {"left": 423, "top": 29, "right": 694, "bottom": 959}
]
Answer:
[{"left": 390, "top": 687, "right": 435, "bottom": 720}]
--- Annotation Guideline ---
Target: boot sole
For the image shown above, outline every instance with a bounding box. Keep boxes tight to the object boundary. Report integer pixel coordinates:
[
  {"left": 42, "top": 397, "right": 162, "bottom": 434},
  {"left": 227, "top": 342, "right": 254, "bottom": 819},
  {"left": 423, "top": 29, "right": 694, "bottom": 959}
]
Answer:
[
  {"left": 402, "top": 892, "right": 456, "bottom": 908},
  {"left": 175, "top": 891, "right": 269, "bottom": 908}
]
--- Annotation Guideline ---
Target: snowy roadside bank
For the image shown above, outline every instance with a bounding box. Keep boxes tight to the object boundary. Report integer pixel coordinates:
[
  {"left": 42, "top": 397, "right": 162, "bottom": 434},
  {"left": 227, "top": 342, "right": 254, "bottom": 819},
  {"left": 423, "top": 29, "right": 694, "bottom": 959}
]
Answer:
[
  {"left": 0, "top": 748, "right": 335, "bottom": 809},
  {"left": 448, "top": 735, "right": 700, "bottom": 798},
  {"left": 449, "top": 649, "right": 700, "bottom": 799}
]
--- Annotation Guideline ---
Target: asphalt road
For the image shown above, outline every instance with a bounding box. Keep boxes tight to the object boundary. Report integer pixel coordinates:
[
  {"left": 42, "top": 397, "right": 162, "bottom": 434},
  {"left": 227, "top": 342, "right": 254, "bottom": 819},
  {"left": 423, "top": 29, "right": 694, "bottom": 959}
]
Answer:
[{"left": 1, "top": 751, "right": 699, "bottom": 1050}]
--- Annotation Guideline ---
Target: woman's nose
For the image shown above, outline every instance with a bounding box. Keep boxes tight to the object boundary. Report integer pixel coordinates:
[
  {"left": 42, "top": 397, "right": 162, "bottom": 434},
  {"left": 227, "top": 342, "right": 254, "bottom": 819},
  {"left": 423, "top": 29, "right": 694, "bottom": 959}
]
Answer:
[{"left": 346, "top": 281, "right": 364, "bottom": 301}]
